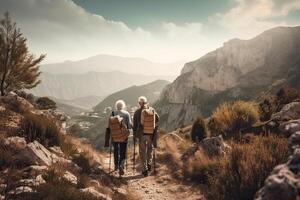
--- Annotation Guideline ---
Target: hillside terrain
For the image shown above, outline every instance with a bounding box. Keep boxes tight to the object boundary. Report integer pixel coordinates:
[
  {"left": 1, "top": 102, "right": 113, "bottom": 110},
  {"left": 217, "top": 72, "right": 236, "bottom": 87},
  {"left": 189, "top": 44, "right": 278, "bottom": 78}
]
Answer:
[
  {"left": 94, "top": 80, "right": 170, "bottom": 112},
  {"left": 156, "top": 26, "right": 300, "bottom": 130}
]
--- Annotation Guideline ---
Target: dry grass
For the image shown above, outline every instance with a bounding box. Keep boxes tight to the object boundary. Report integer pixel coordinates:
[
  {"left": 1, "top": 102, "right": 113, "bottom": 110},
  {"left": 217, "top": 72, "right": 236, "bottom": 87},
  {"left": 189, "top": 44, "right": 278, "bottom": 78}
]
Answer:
[
  {"left": 203, "top": 136, "right": 288, "bottom": 200},
  {"left": 157, "top": 133, "right": 289, "bottom": 200},
  {"left": 20, "top": 112, "right": 61, "bottom": 147},
  {"left": 209, "top": 101, "right": 260, "bottom": 139}
]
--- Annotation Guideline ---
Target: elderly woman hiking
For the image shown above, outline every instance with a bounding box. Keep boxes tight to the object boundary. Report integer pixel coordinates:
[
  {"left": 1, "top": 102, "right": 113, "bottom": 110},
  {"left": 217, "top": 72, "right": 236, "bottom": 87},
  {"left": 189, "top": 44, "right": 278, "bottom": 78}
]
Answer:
[{"left": 105, "top": 100, "right": 132, "bottom": 176}]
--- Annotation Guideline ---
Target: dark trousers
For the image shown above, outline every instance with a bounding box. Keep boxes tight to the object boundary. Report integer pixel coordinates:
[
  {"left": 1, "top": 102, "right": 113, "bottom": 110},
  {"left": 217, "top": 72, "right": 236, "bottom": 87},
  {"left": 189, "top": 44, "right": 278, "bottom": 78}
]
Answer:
[{"left": 113, "top": 142, "right": 127, "bottom": 169}]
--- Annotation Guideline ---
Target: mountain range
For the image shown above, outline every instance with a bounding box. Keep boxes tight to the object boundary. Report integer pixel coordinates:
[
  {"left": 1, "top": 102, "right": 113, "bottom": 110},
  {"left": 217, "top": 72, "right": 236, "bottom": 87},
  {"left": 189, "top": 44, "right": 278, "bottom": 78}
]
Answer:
[
  {"left": 156, "top": 26, "right": 300, "bottom": 130},
  {"left": 31, "top": 71, "right": 173, "bottom": 101},
  {"left": 41, "top": 54, "right": 184, "bottom": 76}
]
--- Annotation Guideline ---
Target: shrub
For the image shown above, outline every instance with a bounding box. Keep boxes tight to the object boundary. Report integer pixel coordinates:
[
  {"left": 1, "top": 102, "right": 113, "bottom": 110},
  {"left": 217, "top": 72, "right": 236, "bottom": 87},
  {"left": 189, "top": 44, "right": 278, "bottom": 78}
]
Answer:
[
  {"left": 35, "top": 97, "right": 57, "bottom": 110},
  {"left": 72, "top": 153, "right": 92, "bottom": 174},
  {"left": 209, "top": 101, "right": 260, "bottom": 139},
  {"left": 21, "top": 112, "right": 61, "bottom": 146},
  {"left": 190, "top": 116, "right": 209, "bottom": 142},
  {"left": 203, "top": 136, "right": 289, "bottom": 200}
]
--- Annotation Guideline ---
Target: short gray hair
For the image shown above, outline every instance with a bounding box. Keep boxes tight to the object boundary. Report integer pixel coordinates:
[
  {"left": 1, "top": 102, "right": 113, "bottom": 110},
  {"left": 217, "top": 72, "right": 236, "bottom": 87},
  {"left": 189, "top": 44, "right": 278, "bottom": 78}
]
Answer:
[
  {"left": 138, "top": 96, "right": 147, "bottom": 104},
  {"left": 115, "top": 100, "right": 126, "bottom": 110}
]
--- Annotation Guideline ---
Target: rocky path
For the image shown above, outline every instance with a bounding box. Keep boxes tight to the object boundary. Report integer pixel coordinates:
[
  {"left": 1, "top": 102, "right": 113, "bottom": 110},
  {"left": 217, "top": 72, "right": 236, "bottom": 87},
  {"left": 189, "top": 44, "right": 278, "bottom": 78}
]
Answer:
[{"left": 103, "top": 153, "right": 203, "bottom": 200}]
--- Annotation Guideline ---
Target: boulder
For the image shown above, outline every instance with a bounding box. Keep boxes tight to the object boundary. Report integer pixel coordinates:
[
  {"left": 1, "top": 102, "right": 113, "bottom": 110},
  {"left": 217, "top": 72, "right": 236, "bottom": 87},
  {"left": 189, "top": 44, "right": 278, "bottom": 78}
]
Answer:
[
  {"left": 279, "top": 120, "right": 300, "bottom": 137},
  {"left": 16, "top": 140, "right": 58, "bottom": 166},
  {"left": 3, "top": 137, "right": 27, "bottom": 151},
  {"left": 200, "top": 135, "right": 231, "bottom": 156},
  {"left": 18, "top": 175, "right": 46, "bottom": 187},
  {"left": 8, "top": 186, "right": 34, "bottom": 195},
  {"left": 63, "top": 171, "right": 77, "bottom": 185},
  {"left": 255, "top": 165, "right": 299, "bottom": 200},
  {"left": 272, "top": 102, "right": 300, "bottom": 121},
  {"left": 289, "top": 132, "right": 300, "bottom": 152},
  {"left": 287, "top": 148, "right": 300, "bottom": 175},
  {"left": 80, "top": 187, "right": 111, "bottom": 200}
]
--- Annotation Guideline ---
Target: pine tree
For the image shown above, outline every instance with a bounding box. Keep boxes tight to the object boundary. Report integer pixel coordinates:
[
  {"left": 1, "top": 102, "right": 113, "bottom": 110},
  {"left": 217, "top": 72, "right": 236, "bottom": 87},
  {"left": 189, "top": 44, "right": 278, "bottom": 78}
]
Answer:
[{"left": 0, "top": 12, "right": 45, "bottom": 96}]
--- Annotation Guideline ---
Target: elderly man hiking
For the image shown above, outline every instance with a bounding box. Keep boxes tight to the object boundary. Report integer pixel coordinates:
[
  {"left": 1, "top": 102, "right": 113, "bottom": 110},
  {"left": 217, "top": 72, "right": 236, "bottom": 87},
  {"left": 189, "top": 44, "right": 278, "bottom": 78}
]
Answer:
[
  {"left": 133, "top": 96, "right": 159, "bottom": 177},
  {"left": 105, "top": 100, "right": 132, "bottom": 176}
]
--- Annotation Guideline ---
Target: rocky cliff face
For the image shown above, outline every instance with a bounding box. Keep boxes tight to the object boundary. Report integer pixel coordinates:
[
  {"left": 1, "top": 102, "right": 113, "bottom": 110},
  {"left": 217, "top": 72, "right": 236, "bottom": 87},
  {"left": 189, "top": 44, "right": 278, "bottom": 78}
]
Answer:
[{"left": 156, "top": 26, "right": 300, "bottom": 130}]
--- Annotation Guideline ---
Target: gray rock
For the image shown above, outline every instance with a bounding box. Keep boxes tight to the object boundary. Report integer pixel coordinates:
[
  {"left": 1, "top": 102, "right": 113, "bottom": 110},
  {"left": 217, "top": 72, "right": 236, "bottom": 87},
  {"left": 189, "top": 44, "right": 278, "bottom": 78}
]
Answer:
[
  {"left": 272, "top": 102, "right": 300, "bottom": 121},
  {"left": 17, "top": 140, "right": 57, "bottom": 166},
  {"left": 200, "top": 135, "right": 231, "bottom": 156},
  {"left": 255, "top": 166, "right": 298, "bottom": 200},
  {"left": 287, "top": 148, "right": 300, "bottom": 175},
  {"left": 279, "top": 120, "right": 300, "bottom": 137},
  {"left": 289, "top": 131, "right": 300, "bottom": 152}
]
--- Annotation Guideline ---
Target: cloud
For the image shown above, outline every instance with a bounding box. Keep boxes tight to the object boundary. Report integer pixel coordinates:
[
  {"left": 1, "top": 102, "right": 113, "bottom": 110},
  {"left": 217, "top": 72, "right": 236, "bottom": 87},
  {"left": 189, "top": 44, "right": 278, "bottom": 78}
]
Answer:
[
  {"left": 0, "top": 0, "right": 299, "bottom": 63},
  {"left": 214, "top": 0, "right": 300, "bottom": 38}
]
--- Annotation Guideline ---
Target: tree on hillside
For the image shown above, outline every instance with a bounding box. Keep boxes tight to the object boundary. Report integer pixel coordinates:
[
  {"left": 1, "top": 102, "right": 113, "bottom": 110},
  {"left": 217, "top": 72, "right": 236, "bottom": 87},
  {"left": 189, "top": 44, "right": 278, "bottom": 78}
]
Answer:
[{"left": 0, "top": 12, "right": 45, "bottom": 96}]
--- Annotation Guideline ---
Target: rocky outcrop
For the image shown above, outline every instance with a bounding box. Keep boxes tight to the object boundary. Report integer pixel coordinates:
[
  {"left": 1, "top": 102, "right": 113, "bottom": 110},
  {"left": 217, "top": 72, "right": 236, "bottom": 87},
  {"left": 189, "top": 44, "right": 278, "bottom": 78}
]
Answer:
[
  {"left": 255, "top": 103, "right": 300, "bottom": 200},
  {"left": 156, "top": 26, "right": 300, "bottom": 130}
]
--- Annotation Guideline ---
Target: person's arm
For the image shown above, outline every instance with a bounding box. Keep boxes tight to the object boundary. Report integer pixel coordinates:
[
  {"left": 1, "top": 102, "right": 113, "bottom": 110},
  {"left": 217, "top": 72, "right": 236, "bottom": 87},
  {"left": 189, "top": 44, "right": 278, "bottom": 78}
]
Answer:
[{"left": 127, "top": 112, "right": 132, "bottom": 129}]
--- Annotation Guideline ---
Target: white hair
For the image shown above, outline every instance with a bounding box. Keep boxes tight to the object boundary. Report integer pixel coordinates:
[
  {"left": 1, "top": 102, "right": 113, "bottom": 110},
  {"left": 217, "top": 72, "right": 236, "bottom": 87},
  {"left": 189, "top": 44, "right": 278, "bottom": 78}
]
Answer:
[
  {"left": 138, "top": 96, "right": 147, "bottom": 104},
  {"left": 115, "top": 100, "right": 126, "bottom": 110}
]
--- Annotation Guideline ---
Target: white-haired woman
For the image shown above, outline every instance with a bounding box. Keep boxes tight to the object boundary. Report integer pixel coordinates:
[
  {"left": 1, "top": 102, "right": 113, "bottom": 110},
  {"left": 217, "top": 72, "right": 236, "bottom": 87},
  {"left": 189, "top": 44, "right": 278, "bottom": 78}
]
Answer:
[{"left": 106, "top": 100, "right": 132, "bottom": 176}]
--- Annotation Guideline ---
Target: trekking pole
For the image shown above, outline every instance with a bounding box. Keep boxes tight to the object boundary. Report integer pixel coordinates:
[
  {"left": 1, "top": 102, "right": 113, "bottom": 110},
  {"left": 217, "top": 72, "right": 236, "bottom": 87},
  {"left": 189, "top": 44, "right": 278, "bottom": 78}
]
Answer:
[
  {"left": 109, "top": 138, "right": 112, "bottom": 174},
  {"left": 153, "top": 147, "right": 156, "bottom": 175},
  {"left": 125, "top": 143, "right": 128, "bottom": 171},
  {"left": 133, "top": 136, "right": 136, "bottom": 175}
]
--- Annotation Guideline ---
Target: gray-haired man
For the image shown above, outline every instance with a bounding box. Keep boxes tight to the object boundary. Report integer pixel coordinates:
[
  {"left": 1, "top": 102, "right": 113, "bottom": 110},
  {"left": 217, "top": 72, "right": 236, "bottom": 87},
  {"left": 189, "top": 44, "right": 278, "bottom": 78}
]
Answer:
[{"left": 133, "top": 96, "right": 159, "bottom": 177}]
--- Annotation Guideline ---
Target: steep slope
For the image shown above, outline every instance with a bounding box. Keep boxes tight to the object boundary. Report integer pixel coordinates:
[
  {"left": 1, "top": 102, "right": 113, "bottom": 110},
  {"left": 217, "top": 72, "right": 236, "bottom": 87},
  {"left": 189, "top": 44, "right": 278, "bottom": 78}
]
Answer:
[
  {"left": 156, "top": 26, "right": 300, "bottom": 130},
  {"left": 41, "top": 54, "right": 184, "bottom": 76},
  {"left": 31, "top": 71, "right": 173, "bottom": 100},
  {"left": 93, "top": 80, "right": 170, "bottom": 112}
]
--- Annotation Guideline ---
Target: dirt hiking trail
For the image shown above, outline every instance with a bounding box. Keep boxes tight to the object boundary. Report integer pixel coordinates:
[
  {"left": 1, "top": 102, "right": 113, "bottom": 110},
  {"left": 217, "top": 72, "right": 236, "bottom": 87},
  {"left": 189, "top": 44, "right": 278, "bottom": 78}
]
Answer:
[{"left": 103, "top": 152, "right": 204, "bottom": 200}]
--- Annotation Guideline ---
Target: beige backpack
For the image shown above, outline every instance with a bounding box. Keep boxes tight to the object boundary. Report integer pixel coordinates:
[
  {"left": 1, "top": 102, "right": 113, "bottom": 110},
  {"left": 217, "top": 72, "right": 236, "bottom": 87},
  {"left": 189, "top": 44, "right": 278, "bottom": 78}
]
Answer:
[
  {"left": 141, "top": 107, "right": 156, "bottom": 134},
  {"left": 109, "top": 115, "right": 128, "bottom": 142}
]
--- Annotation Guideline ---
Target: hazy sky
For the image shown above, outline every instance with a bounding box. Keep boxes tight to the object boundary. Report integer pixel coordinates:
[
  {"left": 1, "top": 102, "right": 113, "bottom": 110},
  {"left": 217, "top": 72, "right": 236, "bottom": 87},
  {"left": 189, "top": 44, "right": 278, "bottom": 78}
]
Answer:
[{"left": 0, "top": 0, "right": 300, "bottom": 64}]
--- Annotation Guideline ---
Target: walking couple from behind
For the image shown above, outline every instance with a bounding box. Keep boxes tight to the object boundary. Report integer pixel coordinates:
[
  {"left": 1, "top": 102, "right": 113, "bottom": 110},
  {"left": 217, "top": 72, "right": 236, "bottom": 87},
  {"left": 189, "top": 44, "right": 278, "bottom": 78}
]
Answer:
[{"left": 105, "top": 96, "right": 159, "bottom": 177}]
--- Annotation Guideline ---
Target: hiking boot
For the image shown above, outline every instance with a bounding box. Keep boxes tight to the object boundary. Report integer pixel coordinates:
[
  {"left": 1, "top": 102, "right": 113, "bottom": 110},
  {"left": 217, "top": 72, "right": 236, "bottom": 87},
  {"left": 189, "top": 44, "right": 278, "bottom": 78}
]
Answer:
[
  {"left": 147, "top": 164, "right": 152, "bottom": 172},
  {"left": 142, "top": 170, "right": 148, "bottom": 177},
  {"left": 119, "top": 168, "right": 125, "bottom": 176}
]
